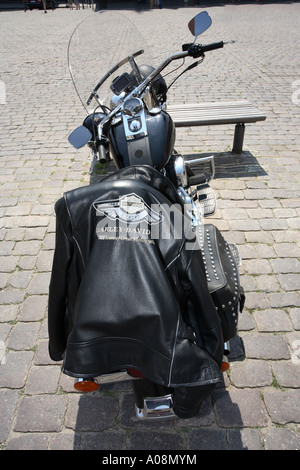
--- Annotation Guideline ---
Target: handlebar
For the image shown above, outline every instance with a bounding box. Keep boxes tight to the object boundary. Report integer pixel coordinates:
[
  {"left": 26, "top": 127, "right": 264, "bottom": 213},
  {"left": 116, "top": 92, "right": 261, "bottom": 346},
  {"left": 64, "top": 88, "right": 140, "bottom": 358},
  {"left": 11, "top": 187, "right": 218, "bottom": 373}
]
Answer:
[
  {"left": 187, "top": 41, "right": 224, "bottom": 58},
  {"left": 95, "top": 42, "right": 225, "bottom": 134}
]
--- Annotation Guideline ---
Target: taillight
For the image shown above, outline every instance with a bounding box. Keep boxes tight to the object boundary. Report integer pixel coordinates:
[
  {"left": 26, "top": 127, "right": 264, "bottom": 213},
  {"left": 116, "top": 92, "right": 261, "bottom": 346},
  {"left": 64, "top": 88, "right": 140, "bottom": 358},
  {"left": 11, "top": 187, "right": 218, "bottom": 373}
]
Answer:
[
  {"left": 74, "top": 378, "right": 99, "bottom": 392},
  {"left": 127, "top": 368, "right": 144, "bottom": 378}
]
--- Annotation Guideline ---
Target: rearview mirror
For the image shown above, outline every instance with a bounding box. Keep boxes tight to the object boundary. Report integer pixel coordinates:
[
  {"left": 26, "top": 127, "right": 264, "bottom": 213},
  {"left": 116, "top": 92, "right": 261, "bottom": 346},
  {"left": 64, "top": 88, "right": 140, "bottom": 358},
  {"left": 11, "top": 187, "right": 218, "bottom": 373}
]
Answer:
[
  {"left": 188, "top": 11, "right": 212, "bottom": 38},
  {"left": 68, "top": 125, "right": 92, "bottom": 149}
]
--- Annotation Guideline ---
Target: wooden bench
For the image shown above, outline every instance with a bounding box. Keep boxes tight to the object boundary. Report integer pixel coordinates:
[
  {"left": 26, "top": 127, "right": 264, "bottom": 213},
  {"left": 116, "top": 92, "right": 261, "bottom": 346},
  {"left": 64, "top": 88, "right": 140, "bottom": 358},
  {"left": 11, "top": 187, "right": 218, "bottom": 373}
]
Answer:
[{"left": 167, "top": 100, "right": 266, "bottom": 153}]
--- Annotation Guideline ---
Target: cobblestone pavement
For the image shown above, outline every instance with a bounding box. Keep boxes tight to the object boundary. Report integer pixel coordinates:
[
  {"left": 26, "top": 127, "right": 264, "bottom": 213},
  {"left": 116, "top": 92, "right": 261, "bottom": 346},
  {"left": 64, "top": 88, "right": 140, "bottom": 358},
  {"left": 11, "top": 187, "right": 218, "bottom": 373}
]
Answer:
[{"left": 0, "top": 0, "right": 300, "bottom": 451}]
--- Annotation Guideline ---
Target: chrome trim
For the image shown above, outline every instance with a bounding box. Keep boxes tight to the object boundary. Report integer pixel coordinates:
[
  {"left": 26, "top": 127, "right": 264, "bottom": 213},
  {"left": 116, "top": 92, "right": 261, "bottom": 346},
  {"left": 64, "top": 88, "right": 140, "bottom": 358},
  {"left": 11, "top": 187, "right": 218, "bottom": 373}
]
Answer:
[
  {"left": 110, "top": 92, "right": 126, "bottom": 110},
  {"left": 174, "top": 155, "right": 188, "bottom": 187},
  {"left": 135, "top": 394, "right": 176, "bottom": 420},
  {"left": 149, "top": 107, "right": 162, "bottom": 115},
  {"left": 122, "top": 100, "right": 148, "bottom": 141},
  {"left": 177, "top": 185, "right": 204, "bottom": 248},
  {"left": 94, "top": 370, "right": 136, "bottom": 384},
  {"left": 185, "top": 154, "right": 215, "bottom": 181},
  {"left": 224, "top": 341, "right": 230, "bottom": 356},
  {"left": 74, "top": 376, "right": 99, "bottom": 386}
]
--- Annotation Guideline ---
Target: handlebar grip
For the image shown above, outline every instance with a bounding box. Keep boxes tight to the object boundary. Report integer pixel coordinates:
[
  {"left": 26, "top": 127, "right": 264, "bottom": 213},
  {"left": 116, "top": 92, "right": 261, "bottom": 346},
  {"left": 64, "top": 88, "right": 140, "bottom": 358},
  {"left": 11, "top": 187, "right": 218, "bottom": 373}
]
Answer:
[
  {"left": 188, "top": 41, "right": 224, "bottom": 58},
  {"left": 201, "top": 41, "right": 224, "bottom": 53},
  {"left": 98, "top": 143, "right": 107, "bottom": 164}
]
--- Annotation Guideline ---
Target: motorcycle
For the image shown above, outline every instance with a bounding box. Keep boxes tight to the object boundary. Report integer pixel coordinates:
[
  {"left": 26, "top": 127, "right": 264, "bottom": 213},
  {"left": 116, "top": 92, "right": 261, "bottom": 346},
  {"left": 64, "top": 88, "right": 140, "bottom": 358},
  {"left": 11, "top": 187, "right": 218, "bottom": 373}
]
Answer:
[{"left": 63, "top": 10, "right": 245, "bottom": 420}]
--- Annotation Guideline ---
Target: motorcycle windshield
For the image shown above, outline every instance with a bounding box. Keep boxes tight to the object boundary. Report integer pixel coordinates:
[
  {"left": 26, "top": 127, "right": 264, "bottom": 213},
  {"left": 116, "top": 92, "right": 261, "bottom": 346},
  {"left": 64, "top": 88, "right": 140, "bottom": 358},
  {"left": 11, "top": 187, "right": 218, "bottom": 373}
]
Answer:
[{"left": 68, "top": 10, "right": 155, "bottom": 114}]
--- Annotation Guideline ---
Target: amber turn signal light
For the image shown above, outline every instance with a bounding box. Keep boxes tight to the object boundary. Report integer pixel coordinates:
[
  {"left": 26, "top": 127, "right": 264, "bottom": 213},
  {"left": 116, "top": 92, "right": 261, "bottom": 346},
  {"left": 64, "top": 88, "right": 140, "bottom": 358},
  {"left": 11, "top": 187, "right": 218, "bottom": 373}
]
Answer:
[
  {"left": 221, "top": 356, "right": 230, "bottom": 372},
  {"left": 74, "top": 378, "right": 99, "bottom": 392}
]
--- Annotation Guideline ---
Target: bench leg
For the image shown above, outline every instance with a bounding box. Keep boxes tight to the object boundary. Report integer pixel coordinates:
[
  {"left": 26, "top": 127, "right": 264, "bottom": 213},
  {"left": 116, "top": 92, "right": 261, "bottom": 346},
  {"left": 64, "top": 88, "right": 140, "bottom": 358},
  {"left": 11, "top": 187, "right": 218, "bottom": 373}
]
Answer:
[{"left": 232, "top": 123, "right": 245, "bottom": 153}]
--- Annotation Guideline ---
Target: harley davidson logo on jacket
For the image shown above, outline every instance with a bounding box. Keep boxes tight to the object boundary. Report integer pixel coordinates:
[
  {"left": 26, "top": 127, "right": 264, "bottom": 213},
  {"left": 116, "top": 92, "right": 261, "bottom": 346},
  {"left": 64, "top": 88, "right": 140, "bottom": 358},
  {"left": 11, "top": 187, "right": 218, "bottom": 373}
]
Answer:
[
  {"left": 93, "top": 192, "right": 197, "bottom": 246},
  {"left": 94, "top": 193, "right": 164, "bottom": 243},
  {"left": 94, "top": 193, "right": 163, "bottom": 224}
]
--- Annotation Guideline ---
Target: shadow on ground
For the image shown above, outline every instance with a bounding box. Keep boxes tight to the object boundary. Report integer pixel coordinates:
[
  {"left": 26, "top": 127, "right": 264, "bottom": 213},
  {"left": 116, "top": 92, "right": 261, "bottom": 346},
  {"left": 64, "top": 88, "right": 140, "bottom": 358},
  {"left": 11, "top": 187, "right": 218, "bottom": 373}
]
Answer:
[{"left": 186, "top": 151, "right": 268, "bottom": 179}]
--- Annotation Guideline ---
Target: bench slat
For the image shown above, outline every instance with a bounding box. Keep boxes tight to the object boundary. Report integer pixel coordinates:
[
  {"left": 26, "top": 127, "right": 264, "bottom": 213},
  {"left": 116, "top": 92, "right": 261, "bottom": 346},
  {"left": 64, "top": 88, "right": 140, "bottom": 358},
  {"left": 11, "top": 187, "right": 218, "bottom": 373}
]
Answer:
[
  {"left": 167, "top": 101, "right": 266, "bottom": 127},
  {"left": 166, "top": 101, "right": 266, "bottom": 153},
  {"left": 169, "top": 116, "right": 265, "bottom": 126},
  {"left": 168, "top": 110, "right": 265, "bottom": 118},
  {"left": 168, "top": 100, "right": 257, "bottom": 110}
]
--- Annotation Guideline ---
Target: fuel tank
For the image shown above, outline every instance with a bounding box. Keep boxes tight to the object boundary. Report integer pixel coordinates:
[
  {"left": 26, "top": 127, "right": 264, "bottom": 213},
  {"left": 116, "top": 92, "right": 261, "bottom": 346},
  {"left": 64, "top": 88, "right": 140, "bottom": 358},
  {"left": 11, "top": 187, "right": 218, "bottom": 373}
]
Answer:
[{"left": 109, "top": 110, "right": 175, "bottom": 170}]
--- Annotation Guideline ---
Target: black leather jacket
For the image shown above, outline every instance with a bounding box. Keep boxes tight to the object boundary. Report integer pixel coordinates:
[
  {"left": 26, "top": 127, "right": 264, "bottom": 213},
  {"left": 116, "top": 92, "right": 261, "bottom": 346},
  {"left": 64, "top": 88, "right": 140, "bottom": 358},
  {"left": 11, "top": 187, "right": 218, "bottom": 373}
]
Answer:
[{"left": 48, "top": 166, "right": 223, "bottom": 389}]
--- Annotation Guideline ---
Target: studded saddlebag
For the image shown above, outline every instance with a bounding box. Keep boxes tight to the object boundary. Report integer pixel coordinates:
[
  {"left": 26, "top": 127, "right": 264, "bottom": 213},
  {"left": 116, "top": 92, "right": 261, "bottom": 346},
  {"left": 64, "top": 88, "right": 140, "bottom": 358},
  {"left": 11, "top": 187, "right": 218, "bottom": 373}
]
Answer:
[{"left": 201, "top": 224, "right": 245, "bottom": 342}]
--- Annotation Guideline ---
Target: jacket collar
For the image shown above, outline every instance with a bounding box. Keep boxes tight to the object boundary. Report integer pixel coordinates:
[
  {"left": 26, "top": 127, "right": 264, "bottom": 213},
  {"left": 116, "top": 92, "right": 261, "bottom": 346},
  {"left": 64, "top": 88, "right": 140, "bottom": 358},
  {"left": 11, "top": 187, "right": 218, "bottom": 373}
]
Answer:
[{"left": 100, "top": 165, "right": 182, "bottom": 206}]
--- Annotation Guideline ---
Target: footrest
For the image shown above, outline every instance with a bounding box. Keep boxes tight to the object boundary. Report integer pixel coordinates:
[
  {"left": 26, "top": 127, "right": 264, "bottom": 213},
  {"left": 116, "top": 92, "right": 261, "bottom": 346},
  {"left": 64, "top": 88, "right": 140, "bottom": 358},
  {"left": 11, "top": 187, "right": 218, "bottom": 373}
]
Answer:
[
  {"left": 135, "top": 394, "right": 176, "bottom": 420},
  {"left": 197, "top": 183, "right": 216, "bottom": 217}
]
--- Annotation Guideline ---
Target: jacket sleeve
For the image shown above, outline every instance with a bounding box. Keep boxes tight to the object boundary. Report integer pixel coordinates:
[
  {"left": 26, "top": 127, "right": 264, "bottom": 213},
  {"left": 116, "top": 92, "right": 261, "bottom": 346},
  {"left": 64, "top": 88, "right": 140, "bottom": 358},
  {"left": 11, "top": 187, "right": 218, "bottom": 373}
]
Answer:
[
  {"left": 179, "top": 242, "right": 224, "bottom": 368},
  {"left": 48, "top": 197, "right": 74, "bottom": 361}
]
